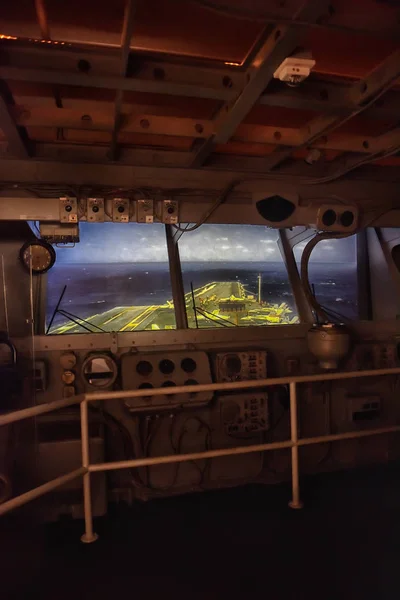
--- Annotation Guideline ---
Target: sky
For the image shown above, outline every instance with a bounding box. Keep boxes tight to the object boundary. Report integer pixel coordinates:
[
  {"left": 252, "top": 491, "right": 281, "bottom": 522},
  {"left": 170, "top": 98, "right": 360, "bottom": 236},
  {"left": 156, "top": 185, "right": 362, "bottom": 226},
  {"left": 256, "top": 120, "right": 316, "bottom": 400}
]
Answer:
[{"left": 53, "top": 223, "right": 356, "bottom": 264}]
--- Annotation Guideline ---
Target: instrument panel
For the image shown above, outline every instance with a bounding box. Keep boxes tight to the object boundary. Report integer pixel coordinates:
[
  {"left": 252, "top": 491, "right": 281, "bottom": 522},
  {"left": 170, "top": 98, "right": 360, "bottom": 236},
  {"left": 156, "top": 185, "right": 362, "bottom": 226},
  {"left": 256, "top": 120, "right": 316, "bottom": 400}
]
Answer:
[
  {"left": 121, "top": 350, "right": 213, "bottom": 410},
  {"left": 220, "top": 393, "right": 269, "bottom": 436},
  {"left": 213, "top": 350, "right": 267, "bottom": 383}
]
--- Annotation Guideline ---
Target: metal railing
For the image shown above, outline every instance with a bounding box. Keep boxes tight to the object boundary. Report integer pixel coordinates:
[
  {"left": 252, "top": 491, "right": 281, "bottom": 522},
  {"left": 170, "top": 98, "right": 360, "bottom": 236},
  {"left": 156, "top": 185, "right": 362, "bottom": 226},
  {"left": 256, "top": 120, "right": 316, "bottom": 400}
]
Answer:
[{"left": 1, "top": 367, "right": 400, "bottom": 543}]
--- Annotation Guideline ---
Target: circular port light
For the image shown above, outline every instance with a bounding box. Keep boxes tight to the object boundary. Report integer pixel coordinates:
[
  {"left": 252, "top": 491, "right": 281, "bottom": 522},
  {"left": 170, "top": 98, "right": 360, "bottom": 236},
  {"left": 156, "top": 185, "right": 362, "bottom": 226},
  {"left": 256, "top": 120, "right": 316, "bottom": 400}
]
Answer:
[
  {"left": 340, "top": 210, "right": 354, "bottom": 228},
  {"left": 136, "top": 360, "right": 153, "bottom": 376},
  {"left": 159, "top": 359, "right": 175, "bottom": 375},
  {"left": 322, "top": 209, "right": 337, "bottom": 227},
  {"left": 82, "top": 354, "right": 118, "bottom": 388},
  {"left": 181, "top": 357, "right": 197, "bottom": 373}
]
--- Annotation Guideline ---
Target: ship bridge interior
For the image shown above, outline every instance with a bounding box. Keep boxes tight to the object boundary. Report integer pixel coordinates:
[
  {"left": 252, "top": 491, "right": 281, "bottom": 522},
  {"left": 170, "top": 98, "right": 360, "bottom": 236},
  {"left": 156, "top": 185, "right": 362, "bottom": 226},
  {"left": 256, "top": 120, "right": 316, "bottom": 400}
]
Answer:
[{"left": 1, "top": 1, "right": 400, "bottom": 597}]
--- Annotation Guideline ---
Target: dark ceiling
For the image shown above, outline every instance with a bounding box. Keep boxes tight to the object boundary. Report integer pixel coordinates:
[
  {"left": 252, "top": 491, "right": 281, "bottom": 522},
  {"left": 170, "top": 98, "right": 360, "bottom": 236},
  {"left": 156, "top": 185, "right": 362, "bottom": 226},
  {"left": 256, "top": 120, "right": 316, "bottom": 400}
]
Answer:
[{"left": 0, "top": 0, "right": 399, "bottom": 182}]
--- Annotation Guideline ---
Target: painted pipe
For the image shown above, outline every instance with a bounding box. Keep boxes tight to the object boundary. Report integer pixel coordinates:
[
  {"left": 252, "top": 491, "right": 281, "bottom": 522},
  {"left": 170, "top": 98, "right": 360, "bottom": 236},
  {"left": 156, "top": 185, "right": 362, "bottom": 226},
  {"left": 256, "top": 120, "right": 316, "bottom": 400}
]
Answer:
[
  {"left": 0, "top": 467, "right": 86, "bottom": 517},
  {"left": 298, "top": 425, "right": 400, "bottom": 446},
  {"left": 88, "top": 424, "right": 400, "bottom": 473},
  {"left": 88, "top": 439, "right": 294, "bottom": 473},
  {"left": 86, "top": 367, "right": 400, "bottom": 403},
  {"left": 80, "top": 401, "right": 98, "bottom": 544},
  {"left": 0, "top": 473, "right": 12, "bottom": 504},
  {"left": 288, "top": 382, "right": 302, "bottom": 509},
  {"left": 2, "top": 368, "right": 400, "bottom": 427},
  {"left": 0, "top": 394, "right": 84, "bottom": 427}
]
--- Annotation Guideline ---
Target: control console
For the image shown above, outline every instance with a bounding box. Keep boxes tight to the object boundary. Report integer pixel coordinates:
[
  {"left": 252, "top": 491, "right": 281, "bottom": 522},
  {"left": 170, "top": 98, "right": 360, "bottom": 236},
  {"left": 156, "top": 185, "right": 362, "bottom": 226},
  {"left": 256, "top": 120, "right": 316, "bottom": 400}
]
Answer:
[{"left": 213, "top": 350, "right": 267, "bottom": 382}]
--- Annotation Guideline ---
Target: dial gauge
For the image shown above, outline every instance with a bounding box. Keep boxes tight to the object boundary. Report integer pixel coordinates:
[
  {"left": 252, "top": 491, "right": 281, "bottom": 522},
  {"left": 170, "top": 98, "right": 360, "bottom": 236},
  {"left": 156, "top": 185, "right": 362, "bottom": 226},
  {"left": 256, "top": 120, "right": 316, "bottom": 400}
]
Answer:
[{"left": 19, "top": 240, "right": 56, "bottom": 275}]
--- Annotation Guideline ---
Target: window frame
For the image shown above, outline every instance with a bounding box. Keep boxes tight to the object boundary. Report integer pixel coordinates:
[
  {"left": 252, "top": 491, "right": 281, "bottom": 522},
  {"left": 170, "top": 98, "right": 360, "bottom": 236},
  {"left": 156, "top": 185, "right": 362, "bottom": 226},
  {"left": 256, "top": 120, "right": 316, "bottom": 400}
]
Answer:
[{"left": 38, "top": 224, "right": 360, "bottom": 336}]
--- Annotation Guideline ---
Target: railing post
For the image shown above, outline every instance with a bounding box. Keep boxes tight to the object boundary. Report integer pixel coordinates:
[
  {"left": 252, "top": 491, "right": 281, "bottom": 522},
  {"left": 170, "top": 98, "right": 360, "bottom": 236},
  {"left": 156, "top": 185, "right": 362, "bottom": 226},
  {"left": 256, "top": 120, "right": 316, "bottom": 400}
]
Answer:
[
  {"left": 289, "top": 382, "right": 303, "bottom": 509},
  {"left": 80, "top": 399, "right": 98, "bottom": 543}
]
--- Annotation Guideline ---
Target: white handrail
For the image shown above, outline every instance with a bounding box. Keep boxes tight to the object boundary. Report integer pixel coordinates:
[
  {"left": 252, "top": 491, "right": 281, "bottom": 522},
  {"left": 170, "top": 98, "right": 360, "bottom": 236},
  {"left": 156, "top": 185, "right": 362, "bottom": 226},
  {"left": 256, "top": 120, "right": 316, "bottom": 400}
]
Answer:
[
  {"left": 1, "top": 366, "right": 400, "bottom": 542},
  {"left": 0, "top": 467, "right": 86, "bottom": 517}
]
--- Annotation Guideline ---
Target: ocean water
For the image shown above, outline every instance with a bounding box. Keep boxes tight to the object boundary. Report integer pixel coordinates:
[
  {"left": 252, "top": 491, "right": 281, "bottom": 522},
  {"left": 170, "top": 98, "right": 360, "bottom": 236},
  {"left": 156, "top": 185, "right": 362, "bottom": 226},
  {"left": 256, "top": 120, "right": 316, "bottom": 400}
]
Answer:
[{"left": 46, "top": 261, "right": 358, "bottom": 327}]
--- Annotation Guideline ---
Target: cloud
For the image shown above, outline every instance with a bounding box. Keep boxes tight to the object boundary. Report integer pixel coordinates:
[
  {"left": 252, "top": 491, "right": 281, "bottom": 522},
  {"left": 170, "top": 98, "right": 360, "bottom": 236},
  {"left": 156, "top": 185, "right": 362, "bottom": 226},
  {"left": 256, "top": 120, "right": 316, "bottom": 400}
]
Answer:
[{"left": 55, "top": 222, "right": 355, "bottom": 265}]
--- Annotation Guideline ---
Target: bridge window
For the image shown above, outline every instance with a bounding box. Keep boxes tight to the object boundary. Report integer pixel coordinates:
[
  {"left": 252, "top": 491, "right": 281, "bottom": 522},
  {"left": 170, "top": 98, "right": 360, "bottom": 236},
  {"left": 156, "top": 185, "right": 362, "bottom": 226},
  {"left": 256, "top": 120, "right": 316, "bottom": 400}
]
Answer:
[
  {"left": 46, "top": 223, "right": 175, "bottom": 334},
  {"left": 293, "top": 234, "right": 358, "bottom": 321},
  {"left": 178, "top": 224, "right": 298, "bottom": 328}
]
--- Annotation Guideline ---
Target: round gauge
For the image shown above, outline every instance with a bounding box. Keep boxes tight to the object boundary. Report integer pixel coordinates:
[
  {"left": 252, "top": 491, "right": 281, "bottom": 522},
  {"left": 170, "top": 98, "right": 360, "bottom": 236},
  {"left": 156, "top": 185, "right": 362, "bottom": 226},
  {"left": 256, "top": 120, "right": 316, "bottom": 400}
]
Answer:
[
  {"left": 60, "top": 352, "right": 77, "bottom": 370},
  {"left": 61, "top": 370, "right": 76, "bottom": 385},
  {"left": 19, "top": 240, "right": 56, "bottom": 275}
]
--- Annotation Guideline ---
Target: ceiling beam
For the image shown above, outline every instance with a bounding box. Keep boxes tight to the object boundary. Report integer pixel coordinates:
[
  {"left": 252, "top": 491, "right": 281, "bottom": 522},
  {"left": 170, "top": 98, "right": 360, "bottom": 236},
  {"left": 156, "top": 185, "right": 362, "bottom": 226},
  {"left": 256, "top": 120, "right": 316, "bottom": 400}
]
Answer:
[
  {"left": 11, "top": 105, "right": 397, "bottom": 155},
  {"left": 1, "top": 133, "right": 398, "bottom": 177},
  {"left": 263, "top": 48, "right": 400, "bottom": 171},
  {"left": 259, "top": 83, "right": 400, "bottom": 122},
  {"left": 0, "top": 93, "right": 30, "bottom": 158},
  {"left": 0, "top": 43, "right": 245, "bottom": 101},
  {"left": 8, "top": 84, "right": 400, "bottom": 126},
  {"left": 0, "top": 64, "right": 239, "bottom": 101},
  {"left": 109, "top": 0, "right": 137, "bottom": 160},
  {"left": 190, "top": 0, "right": 331, "bottom": 167},
  {"left": 34, "top": 0, "right": 50, "bottom": 39},
  {"left": 12, "top": 107, "right": 214, "bottom": 139},
  {"left": 0, "top": 142, "right": 193, "bottom": 167},
  {"left": 1, "top": 44, "right": 399, "bottom": 122},
  {"left": 0, "top": 156, "right": 399, "bottom": 192},
  {"left": 311, "top": 127, "right": 400, "bottom": 185}
]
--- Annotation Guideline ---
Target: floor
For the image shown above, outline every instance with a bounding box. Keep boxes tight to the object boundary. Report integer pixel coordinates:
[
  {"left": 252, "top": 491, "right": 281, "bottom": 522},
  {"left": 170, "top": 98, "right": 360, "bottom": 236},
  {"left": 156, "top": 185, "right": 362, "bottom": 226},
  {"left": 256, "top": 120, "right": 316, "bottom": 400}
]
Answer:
[{"left": 2, "top": 464, "right": 400, "bottom": 599}]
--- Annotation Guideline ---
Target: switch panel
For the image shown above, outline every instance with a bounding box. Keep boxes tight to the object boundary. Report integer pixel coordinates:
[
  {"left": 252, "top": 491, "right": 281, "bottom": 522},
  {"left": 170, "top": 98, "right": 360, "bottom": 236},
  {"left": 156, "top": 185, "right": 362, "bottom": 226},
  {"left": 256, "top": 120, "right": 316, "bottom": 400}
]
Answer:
[
  {"left": 162, "top": 199, "right": 179, "bottom": 224},
  {"left": 347, "top": 343, "right": 398, "bottom": 371},
  {"left": 59, "top": 197, "right": 78, "bottom": 223},
  {"left": 137, "top": 199, "right": 154, "bottom": 223},
  {"left": 112, "top": 198, "right": 130, "bottom": 223},
  {"left": 213, "top": 350, "right": 267, "bottom": 383},
  {"left": 40, "top": 222, "right": 79, "bottom": 244},
  {"left": 348, "top": 396, "right": 381, "bottom": 422},
  {"left": 33, "top": 360, "right": 47, "bottom": 392},
  {"left": 121, "top": 350, "right": 213, "bottom": 410},
  {"left": 220, "top": 393, "right": 269, "bottom": 436},
  {"left": 87, "top": 198, "right": 105, "bottom": 222}
]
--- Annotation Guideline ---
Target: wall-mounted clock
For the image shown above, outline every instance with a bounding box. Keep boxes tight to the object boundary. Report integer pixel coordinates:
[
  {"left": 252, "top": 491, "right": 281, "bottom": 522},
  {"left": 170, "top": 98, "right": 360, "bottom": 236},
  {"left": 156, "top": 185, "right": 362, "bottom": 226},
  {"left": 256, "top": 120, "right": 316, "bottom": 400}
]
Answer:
[{"left": 19, "top": 240, "right": 56, "bottom": 275}]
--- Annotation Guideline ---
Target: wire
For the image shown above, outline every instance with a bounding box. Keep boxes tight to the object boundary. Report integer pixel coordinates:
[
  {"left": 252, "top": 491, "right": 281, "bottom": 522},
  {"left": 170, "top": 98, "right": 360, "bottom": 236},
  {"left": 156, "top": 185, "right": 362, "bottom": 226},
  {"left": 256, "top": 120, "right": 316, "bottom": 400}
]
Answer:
[
  {"left": 5, "top": 139, "right": 399, "bottom": 207},
  {"left": 172, "top": 178, "right": 240, "bottom": 233},
  {"left": 173, "top": 416, "right": 212, "bottom": 485},
  {"left": 144, "top": 417, "right": 180, "bottom": 491},
  {"left": 319, "top": 304, "right": 350, "bottom": 324},
  {"left": 300, "top": 231, "right": 354, "bottom": 322},
  {"left": 267, "top": 81, "right": 400, "bottom": 176},
  {"left": 308, "top": 143, "right": 400, "bottom": 186},
  {"left": 196, "top": 306, "right": 237, "bottom": 327},
  {"left": 173, "top": 223, "right": 191, "bottom": 243},
  {"left": 300, "top": 208, "right": 396, "bottom": 322},
  {"left": 87, "top": 405, "right": 146, "bottom": 489},
  {"left": 144, "top": 415, "right": 212, "bottom": 491}
]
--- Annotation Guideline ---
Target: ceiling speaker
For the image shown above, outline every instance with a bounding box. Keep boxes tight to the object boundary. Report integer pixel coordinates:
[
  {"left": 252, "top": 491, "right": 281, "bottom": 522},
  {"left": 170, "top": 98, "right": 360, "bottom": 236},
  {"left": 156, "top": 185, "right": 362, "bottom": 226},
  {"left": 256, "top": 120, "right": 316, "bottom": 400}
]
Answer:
[
  {"left": 316, "top": 204, "right": 359, "bottom": 232},
  {"left": 256, "top": 195, "right": 296, "bottom": 223}
]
